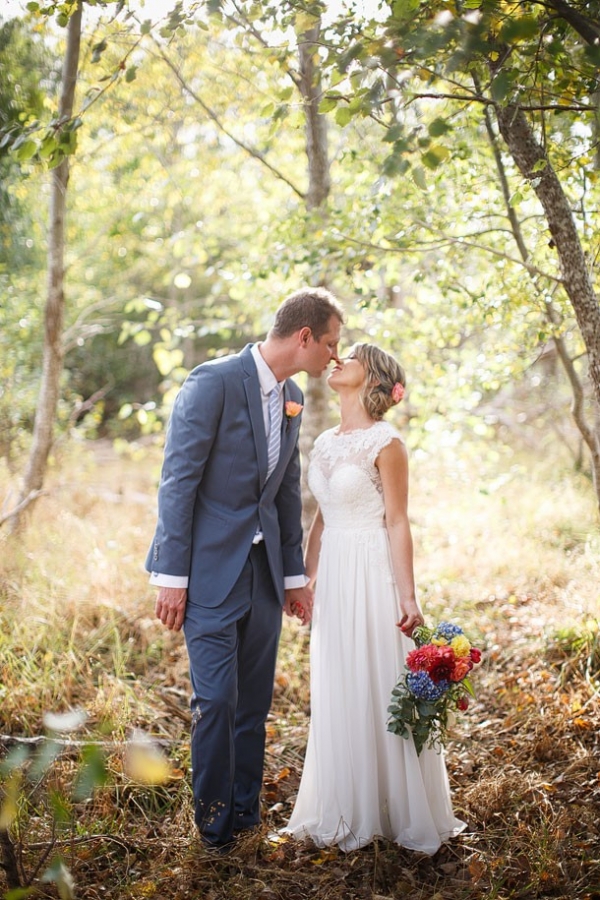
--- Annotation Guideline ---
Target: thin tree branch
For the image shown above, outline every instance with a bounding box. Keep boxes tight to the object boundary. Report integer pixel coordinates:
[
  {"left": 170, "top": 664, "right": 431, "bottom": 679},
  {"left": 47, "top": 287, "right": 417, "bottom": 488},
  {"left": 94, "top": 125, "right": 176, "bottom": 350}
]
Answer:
[
  {"left": 406, "top": 91, "right": 593, "bottom": 113},
  {"left": 331, "top": 224, "right": 564, "bottom": 284},
  {"left": 0, "top": 490, "right": 47, "bottom": 529},
  {"left": 153, "top": 42, "right": 306, "bottom": 200}
]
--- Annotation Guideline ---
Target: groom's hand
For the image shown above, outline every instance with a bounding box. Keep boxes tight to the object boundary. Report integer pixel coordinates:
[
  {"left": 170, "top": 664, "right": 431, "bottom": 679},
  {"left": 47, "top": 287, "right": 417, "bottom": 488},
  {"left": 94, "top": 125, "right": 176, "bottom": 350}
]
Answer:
[
  {"left": 284, "top": 585, "right": 313, "bottom": 626},
  {"left": 155, "top": 586, "right": 188, "bottom": 632}
]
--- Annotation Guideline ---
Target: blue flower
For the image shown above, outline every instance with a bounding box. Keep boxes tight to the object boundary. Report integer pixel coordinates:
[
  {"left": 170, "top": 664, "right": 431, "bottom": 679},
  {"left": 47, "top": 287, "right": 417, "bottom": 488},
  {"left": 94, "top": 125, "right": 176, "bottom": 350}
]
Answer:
[
  {"left": 407, "top": 672, "right": 450, "bottom": 701},
  {"left": 434, "top": 622, "right": 464, "bottom": 641}
]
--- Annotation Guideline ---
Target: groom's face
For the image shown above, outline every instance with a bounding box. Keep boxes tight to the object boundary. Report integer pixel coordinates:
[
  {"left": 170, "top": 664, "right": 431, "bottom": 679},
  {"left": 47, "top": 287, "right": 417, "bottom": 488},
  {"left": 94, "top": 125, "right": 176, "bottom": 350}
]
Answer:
[{"left": 303, "top": 315, "right": 341, "bottom": 377}]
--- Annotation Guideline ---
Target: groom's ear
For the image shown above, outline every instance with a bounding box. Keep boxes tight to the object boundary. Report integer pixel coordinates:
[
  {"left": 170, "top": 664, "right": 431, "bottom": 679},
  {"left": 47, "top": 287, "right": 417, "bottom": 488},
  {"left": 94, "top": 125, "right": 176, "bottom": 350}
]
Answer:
[{"left": 298, "top": 326, "right": 312, "bottom": 346}]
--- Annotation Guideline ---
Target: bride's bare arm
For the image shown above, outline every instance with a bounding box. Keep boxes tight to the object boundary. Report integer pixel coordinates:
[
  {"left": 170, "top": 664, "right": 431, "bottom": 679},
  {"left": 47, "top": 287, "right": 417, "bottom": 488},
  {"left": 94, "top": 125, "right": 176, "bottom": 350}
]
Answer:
[
  {"left": 304, "top": 505, "right": 324, "bottom": 588},
  {"left": 377, "top": 439, "right": 423, "bottom": 637}
]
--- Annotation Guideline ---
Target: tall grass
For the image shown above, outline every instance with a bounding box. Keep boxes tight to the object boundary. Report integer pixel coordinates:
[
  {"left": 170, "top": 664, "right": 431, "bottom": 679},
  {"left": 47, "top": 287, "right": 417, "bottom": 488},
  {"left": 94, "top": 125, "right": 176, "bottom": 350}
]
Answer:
[
  {"left": 1, "top": 436, "right": 597, "bottom": 730},
  {"left": 0, "top": 434, "right": 598, "bottom": 899}
]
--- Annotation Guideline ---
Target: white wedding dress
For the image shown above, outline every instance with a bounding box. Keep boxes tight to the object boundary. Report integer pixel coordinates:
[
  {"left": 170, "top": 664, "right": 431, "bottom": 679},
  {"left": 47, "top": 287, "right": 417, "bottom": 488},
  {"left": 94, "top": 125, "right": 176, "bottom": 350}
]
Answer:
[{"left": 283, "top": 421, "right": 466, "bottom": 854}]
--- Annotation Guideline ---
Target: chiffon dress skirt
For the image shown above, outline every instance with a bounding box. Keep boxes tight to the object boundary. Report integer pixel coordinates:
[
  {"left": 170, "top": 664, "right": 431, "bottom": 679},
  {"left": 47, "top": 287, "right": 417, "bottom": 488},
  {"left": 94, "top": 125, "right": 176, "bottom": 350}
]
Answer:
[{"left": 282, "top": 422, "right": 466, "bottom": 854}]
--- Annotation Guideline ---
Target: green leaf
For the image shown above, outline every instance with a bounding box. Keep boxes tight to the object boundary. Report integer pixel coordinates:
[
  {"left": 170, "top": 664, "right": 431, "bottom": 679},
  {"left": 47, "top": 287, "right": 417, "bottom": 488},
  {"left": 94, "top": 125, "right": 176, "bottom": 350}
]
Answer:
[
  {"left": 383, "top": 152, "right": 410, "bottom": 177},
  {"left": 42, "top": 858, "right": 75, "bottom": 900},
  {"left": 92, "top": 39, "right": 108, "bottom": 63},
  {"left": 338, "top": 41, "right": 365, "bottom": 73},
  {"left": 509, "top": 189, "right": 523, "bottom": 206},
  {"left": 125, "top": 65, "right": 137, "bottom": 83},
  {"left": 391, "top": 0, "right": 420, "bottom": 24},
  {"left": 383, "top": 124, "right": 404, "bottom": 143},
  {"left": 499, "top": 15, "right": 539, "bottom": 43},
  {"left": 47, "top": 151, "right": 66, "bottom": 170},
  {"left": 583, "top": 44, "right": 600, "bottom": 67},
  {"left": 1, "top": 745, "right": 29, "bottom": 775},
  {"left": 491, "top": 71, "right": 512, "bottom": 102},
  {"left": 335, "top": 106, "right": 353, "bottom": 127},
  {"left": 421, "top": 145, "right": 450, "bottom": 169},
  {"left": 428, "top": 117, "right": 452, "bottom": 137},
  {"left": 14, "top": 139, "right": 38, "bottom": 161},
  {"left": 141, "top": 19, "right": 152, "bottom": 34},
  {"left": 463, "top": 677, "right": 476, "bottom": 698},
  {"left": 531, "top": 158, "right": 547, "bottom": 173},
  {"left": 29, "top": 739, "right": 61, "bottom": 780},
  {"left": 318, "top": 96, "right": 339, "bottom": 114},
  {"left": 73, "top": 744, "right": 107, "bottom": 801},
  {"left": 294, "top": 10, "right": 319, "bottom": 36}
]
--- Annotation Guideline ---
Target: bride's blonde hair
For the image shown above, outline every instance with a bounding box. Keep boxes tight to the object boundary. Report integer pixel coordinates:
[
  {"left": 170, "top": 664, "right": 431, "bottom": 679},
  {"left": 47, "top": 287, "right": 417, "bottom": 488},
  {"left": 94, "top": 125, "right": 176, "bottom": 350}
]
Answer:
[{"left": 351, "top": 343, "right": 406, "bottom": 421}]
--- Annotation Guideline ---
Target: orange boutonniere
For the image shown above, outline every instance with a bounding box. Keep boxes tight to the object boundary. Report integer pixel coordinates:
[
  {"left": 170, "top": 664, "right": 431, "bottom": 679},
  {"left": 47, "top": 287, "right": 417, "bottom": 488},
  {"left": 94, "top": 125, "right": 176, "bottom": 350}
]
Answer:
[
  {"left": 285, "top": 401, "right": 303, "bottom": 432},
  {"left": 285, "top": 401, "right": 303, "bottom": 419}
]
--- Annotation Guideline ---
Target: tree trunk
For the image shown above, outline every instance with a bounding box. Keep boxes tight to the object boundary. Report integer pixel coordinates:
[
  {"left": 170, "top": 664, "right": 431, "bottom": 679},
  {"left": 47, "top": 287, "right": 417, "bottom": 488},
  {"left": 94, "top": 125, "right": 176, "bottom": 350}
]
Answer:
[
  {"left": 483, "top": 94, "right": 600, "bottom": 498},
  {"left": 495, "top": 104, "right": 600, "bottom": 408},
  {"left": 299, "top": 23, "right": 331, "bottom": 210},
  {"left": 10, "top": 2, "right": 83, "bottom": 531},
  {"left": 297, "top": 20, "right": 334, "bottom": 528},
  {"left": 495, "top": 104, "right": 600, "bottom": 507}
]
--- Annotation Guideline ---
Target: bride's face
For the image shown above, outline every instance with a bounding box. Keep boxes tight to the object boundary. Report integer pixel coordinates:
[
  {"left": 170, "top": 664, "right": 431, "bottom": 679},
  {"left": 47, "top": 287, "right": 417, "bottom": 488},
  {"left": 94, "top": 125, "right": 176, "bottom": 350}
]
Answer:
[{"left": 327, "top": 352, "right": 366, "bottom": 392}]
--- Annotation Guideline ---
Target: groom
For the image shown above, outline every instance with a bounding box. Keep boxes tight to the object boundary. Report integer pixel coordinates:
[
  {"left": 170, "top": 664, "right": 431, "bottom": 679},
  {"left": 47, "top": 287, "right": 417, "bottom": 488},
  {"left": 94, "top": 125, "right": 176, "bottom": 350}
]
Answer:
[{"left": 146, "top": 286, "right": 344, "bottom": 850}]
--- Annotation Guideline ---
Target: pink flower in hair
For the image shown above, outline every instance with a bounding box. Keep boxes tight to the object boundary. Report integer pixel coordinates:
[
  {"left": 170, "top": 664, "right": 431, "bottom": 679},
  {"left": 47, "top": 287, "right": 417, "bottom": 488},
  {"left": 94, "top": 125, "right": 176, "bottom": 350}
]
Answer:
[{"left": 391, "top": 382, "right": 405, "bottom": 403}]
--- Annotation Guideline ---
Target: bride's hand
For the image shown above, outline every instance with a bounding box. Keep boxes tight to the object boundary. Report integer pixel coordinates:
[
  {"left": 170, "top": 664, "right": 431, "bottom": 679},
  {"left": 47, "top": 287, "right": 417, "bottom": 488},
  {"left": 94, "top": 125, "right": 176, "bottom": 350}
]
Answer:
[{"left": 397, "top": 602, "right": 424, "bottom": 638}]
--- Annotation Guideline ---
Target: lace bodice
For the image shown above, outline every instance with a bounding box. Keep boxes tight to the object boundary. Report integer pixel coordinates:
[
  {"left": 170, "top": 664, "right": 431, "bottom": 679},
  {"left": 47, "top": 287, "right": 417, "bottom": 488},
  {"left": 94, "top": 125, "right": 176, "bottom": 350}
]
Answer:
[{"left": 308, "top": 421, "right": 403, "bottom": 530}]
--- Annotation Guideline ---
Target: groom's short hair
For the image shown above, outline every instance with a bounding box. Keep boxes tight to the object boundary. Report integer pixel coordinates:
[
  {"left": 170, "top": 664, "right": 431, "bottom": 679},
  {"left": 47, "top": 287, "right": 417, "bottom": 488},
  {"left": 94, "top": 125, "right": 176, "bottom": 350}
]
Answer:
[{"left": 271, "top": 287, "right": 344, "bottom": 341}]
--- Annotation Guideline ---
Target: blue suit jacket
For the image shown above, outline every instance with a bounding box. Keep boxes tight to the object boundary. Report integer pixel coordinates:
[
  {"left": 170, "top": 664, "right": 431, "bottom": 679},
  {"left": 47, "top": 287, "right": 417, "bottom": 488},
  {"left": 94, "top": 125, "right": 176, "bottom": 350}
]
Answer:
[{"left": 145, "top": 344, "right": 305, "bottom": 608}]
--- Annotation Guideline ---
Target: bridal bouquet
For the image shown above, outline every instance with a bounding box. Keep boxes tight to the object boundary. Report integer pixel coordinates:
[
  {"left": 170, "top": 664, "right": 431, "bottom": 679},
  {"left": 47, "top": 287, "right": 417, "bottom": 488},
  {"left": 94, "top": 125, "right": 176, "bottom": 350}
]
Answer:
[{"left": 387, "top": 621, "right": 482, "bottom": 755}]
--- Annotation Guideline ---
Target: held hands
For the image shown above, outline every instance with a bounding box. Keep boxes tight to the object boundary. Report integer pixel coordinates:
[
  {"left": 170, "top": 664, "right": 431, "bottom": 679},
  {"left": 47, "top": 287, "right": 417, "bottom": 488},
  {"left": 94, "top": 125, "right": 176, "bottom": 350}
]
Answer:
[
  {"left": 397, "top": 600, "right": 424, "bottom": 639},
  {"left": 155, "top": 586, "right": 188, "bottom": 632},
  {"left": 284, "top": 584, "right": 314, "bottom": 626}
]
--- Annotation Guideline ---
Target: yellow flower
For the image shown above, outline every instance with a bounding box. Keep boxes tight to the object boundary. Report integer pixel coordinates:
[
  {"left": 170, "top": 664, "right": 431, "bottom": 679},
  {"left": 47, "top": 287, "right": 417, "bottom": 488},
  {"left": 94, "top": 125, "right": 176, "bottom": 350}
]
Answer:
[
  {"left": 451, "top": 635, "right": 472, "bottom": 657},
  {"left": 431, "top": 637, "right": 448, "bottom": 646},
  {"left": 285, "top": 401, "right": 303, "bottom": 418}
]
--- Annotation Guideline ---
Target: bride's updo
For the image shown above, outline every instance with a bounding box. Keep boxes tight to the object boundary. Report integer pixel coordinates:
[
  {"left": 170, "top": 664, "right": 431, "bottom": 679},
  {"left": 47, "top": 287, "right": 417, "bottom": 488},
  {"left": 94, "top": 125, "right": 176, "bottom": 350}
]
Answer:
[{"left": 352, "top": 343, "right": 406, "bottom": 421}]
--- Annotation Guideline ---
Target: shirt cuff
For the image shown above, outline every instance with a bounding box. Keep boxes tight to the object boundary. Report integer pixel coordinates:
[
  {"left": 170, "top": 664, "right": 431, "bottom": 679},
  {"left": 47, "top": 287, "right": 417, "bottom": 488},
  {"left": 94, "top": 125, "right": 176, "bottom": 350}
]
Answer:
[
  {"left": 149, "top": 572, "right": 189, "bottom": 588},
  {"left": 284, "top": 574, "right": 309, "bottom": 590}
]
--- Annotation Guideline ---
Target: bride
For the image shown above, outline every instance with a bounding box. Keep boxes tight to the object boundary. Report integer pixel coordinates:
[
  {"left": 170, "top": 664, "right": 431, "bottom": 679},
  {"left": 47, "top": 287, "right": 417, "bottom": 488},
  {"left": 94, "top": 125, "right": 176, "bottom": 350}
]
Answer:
[{"left": 282, "top": 343, "right": 466, "bottom": 854}]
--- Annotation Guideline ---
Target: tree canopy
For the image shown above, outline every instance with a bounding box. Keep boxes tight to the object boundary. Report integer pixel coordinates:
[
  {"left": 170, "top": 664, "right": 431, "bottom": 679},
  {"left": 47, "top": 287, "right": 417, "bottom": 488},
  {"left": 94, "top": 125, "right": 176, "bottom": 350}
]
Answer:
[{"left": 1, "top": 0, "right": 599, "bottom": 518}]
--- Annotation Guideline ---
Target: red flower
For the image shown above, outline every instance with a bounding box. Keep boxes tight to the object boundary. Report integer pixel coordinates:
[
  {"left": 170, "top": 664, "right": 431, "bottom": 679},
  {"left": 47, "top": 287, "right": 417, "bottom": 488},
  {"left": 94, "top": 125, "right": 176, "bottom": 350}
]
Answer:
[
  {"left": 406, "top": 644, "right": 439, "bottom": 673},
  {"left": 428, "top": 646, "right": 457, "bottom": 683},
  {"left": 470, "top": 647, "right": 482, "bottom": 664},
  {"left": 457, "top": 696, "right": 469, "bottom": 712}
]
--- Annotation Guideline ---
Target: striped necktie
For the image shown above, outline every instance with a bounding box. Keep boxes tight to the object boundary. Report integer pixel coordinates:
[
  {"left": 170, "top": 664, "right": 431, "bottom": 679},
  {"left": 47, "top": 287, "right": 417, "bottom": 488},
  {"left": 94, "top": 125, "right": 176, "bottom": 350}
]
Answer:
[{"left": 266, "top": 385, "right": 282, "bottom": 479}]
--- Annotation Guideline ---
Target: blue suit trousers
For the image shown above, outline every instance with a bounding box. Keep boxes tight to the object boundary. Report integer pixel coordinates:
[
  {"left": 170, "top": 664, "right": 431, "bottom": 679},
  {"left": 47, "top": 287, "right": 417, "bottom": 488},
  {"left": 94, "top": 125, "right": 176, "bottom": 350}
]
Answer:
[{"left": 183, "top": 541, "right": 282, "bottom": 846}]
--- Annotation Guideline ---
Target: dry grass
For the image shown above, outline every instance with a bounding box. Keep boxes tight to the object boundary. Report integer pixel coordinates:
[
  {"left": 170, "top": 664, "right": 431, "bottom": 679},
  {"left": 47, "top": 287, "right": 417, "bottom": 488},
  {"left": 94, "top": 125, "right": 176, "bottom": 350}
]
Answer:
[{"left": 1, "top": 437, "right": 599, "bottom": 900}]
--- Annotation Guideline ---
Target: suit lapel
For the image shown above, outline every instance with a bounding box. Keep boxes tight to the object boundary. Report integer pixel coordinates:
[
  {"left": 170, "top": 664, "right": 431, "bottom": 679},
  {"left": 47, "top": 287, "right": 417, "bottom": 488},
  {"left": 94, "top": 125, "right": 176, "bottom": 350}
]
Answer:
[
  {"left": 241, "top": 346, "right": 268, "bottom": 484},
  {"left": 280, "top": 381, "right": 293, "bottom": 451}
]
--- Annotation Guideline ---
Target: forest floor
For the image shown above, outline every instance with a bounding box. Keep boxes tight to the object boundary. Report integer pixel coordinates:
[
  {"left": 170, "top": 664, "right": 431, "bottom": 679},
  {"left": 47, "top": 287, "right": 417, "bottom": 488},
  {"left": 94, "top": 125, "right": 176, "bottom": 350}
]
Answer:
[{"left": 0, "top": 438, "right": 599, "bottom": 900}]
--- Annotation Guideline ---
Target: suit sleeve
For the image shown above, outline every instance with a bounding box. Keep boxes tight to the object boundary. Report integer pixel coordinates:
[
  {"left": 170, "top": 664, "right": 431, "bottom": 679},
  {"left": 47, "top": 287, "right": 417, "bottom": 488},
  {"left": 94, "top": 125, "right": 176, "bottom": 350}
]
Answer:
[
  {"left": 274, "top": 411, "right": 305, "bottom": 580},
  {"left": 147, "top": 365, "right": 224, "bottom": 578}
]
